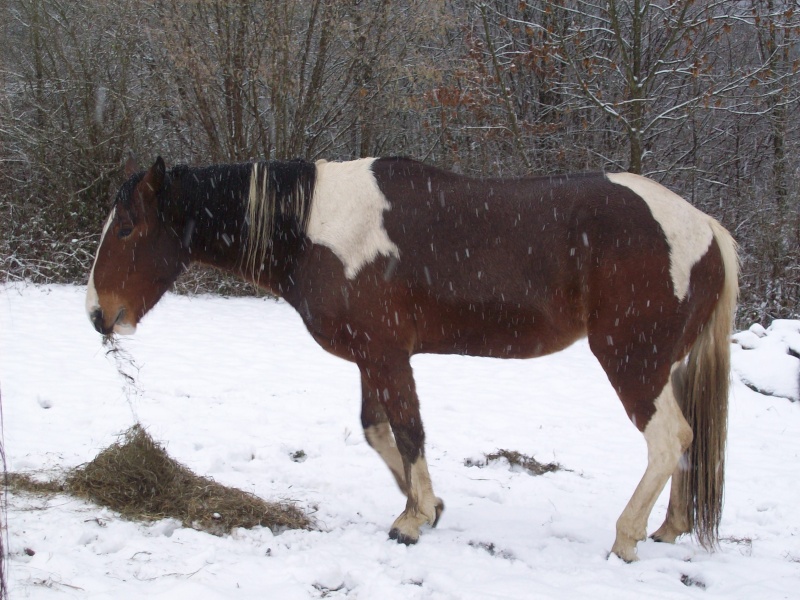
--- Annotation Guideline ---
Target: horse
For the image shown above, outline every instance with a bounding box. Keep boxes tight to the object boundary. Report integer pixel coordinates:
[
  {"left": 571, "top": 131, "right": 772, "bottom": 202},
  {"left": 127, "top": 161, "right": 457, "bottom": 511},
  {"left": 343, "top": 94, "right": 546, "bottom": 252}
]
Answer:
[{"left": 86, "top": 155, "right": 737, "bottom": 562}]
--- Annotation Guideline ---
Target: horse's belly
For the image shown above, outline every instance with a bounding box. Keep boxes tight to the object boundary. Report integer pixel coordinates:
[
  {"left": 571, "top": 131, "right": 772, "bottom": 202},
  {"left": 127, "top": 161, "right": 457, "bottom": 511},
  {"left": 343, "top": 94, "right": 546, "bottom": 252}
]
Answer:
[{"left": 411, "top": 301, "right": 586, "bottom": 359}]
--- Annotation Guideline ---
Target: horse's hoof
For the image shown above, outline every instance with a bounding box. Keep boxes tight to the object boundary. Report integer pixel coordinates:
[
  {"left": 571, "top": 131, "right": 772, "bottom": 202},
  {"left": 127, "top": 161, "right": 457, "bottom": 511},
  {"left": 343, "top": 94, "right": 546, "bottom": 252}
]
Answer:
[
  {"left": 608, "top": 548, "right": 638, "bottom": 563},
  {"left": 432, "top": 498, "right": 445, "bottom": 527},
  {"left": 649, "top": 523, "right": 684, "bottom": 544},
  {"left": 389, "top": 527, "right": 418, "bottom": 545}
]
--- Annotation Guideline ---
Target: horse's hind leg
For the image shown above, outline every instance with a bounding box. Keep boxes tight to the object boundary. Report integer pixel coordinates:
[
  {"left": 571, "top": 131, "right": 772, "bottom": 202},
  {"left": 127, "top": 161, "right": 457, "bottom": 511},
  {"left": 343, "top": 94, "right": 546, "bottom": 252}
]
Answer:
[
  {"left": 358, "top": 354, "right": 444, "bottom": 544},
  {"left": 650, "top": 466, "right": 691, "bottom": 543},
  {"left": 651, "top": 366, "right": 692, "bottom": 544},
  {"left": 610, "top": 365, "right": 693, "bottom": 562}
]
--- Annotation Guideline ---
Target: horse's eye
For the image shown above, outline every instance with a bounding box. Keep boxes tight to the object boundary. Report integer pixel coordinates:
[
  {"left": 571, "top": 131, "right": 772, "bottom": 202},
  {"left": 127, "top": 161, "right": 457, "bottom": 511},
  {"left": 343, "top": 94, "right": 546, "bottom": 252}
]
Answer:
[{"left": 118, "top": 226, "right": 133, "bottom": 239}]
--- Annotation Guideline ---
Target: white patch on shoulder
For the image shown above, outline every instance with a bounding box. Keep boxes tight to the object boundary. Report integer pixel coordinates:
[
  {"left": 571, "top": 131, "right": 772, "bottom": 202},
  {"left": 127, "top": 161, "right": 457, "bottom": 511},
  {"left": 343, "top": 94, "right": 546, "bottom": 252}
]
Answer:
[
  {"left": 607, "top": 173, "right": 713, "bottom": 301},
  {"left": 86, "top": 207, "right": 116, "bottom": 318},
  {"left": 308, "top": 158, "right": 399, "bottom": 279}
]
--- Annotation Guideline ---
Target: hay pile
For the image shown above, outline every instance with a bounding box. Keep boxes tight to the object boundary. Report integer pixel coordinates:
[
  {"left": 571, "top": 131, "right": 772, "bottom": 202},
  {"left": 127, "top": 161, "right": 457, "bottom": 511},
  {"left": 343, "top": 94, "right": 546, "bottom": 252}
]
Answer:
[
  {"left": 59, "top": 425, "right": 311, "bottom": 535},
  {"left": 7, "top": 336, "right": 311, "bottom": 536},
  {"left": 465, "top": 449, "right": 566, "bottom": 476}
]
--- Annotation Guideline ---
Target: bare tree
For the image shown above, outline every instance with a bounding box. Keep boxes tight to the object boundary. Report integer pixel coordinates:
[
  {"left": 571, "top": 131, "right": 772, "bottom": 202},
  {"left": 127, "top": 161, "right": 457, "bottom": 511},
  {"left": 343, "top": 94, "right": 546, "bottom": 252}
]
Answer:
[
  {"left": 532, "top": 0, "right": 741, "bottom": 175},
  {"left": 734, "top": 0, "right": 800, "bottom": 321},
  {"left": 1, "top": 0, "right": 145, "bottom": 281},
  {"left": 0, "top": 0, "right": 797, "bottom": 321}
]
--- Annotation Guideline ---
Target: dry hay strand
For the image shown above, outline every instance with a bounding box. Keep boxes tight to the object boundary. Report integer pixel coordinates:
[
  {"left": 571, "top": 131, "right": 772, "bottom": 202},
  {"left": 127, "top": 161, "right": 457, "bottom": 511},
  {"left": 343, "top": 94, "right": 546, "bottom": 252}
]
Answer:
[
  {"left": 65, "top": 425, "right": 312, "bottom": 535},
  {"left": 6, "top": 472, "right": 65, "bottom": 495},
  {"left": 465, "top": 449, "right": 566, "bottom": 476}
]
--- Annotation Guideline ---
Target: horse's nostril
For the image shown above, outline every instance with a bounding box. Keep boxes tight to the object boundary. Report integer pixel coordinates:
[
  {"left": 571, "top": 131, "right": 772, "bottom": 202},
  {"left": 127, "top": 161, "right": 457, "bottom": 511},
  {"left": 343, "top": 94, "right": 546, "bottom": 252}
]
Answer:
[{"left": 90, "top": 308, "right": 106, "bottom": 334}]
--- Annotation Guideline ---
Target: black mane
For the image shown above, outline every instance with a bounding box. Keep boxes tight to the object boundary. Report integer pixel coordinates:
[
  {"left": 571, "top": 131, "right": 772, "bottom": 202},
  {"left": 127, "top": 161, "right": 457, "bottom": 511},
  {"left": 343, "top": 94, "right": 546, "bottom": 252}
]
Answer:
[
  {"left": 113, "top": 158, "right": 316, "bottom": 279},
  {"left": 241, "top": 159, "right": 316, "bottom": 278}
]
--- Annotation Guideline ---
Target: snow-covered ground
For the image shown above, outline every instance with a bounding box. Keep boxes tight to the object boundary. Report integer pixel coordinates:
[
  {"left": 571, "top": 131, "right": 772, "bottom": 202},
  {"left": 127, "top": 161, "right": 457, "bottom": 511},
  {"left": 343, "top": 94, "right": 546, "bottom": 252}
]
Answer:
[{"left": 2, "top": 284, "right": 799, "bottom": 599}]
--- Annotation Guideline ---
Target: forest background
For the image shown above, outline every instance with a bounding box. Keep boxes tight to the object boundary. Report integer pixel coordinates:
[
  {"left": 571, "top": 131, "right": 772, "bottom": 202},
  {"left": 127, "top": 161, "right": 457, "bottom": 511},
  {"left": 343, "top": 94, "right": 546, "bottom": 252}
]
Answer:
[{"left": 1, "top": 0, "right": 798, "bottom": 326}]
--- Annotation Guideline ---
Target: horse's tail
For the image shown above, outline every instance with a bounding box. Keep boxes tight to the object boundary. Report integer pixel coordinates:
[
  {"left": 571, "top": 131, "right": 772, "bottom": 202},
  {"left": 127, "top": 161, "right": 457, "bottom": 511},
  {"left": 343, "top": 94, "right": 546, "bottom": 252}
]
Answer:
[{"left": 675, "top": 219, "right": 738, "bottom": 550}]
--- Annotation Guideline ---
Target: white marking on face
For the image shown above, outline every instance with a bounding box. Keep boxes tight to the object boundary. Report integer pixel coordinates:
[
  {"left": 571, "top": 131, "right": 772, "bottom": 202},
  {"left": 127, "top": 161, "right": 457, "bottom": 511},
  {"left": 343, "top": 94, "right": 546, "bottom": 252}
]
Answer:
[
  {"left": 607, "top": 173, "right": 713, "bottom": 301},
  {"left": 85, "top": 208, "right": 116, "bottom": 319},
  {"left": 308, "top": 158, "right": 400, "bottom": 279}
]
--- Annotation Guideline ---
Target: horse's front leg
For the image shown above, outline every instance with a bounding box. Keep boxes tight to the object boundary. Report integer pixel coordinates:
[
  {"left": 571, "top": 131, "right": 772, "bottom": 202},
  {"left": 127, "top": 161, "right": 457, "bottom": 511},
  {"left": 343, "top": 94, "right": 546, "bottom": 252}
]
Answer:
[
  {"left": 359, "top": 369, "right": 408, "bottom": 496},
  {"left": 359, "top": 354, "right": 444, "bottom": 544}
]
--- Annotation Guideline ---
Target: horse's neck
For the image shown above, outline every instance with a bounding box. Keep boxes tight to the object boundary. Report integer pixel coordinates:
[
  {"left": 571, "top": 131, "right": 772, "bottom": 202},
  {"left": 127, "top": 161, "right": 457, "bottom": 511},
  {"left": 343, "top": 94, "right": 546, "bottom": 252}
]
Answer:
[
  {"left": 177, "top": 162, "right": 307, "bottom": 294},
  {"left": 174, "top": 164, "right": 253, "bottom": 279}
]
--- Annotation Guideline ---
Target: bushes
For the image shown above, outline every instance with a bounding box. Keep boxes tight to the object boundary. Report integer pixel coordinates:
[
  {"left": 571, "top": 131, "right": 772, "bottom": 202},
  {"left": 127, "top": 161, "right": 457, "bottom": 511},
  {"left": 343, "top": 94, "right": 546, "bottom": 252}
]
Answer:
[{"left": 1, "top": 0, "right": 798, "bottom": 323}]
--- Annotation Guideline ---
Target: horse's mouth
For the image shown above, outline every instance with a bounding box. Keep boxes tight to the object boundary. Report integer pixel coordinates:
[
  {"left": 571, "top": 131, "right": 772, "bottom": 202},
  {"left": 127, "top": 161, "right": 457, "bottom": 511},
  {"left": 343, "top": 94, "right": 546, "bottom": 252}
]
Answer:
[{"left": 89, "top": 306, "right": 136, "bottom": 336}]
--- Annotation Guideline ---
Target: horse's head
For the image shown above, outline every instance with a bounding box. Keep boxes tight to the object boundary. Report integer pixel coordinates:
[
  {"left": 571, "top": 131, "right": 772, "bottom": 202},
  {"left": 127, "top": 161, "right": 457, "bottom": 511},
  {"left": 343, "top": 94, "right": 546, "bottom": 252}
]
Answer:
[{"left": 86, "top": 157, "right": 188, "bottom": 335}]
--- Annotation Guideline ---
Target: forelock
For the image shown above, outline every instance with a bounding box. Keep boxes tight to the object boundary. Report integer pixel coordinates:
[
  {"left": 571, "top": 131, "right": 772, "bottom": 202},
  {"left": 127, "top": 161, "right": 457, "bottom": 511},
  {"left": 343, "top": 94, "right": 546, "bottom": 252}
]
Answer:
[{"left": 114, "top": 172, "right": 145, "bottom": 209}]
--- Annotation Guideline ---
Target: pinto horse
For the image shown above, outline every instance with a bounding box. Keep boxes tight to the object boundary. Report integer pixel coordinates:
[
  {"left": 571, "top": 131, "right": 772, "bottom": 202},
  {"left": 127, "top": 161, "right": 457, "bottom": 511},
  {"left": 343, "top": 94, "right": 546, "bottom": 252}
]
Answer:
[{"left": 86, "top": 156, "right": 737, "bottom": 561}]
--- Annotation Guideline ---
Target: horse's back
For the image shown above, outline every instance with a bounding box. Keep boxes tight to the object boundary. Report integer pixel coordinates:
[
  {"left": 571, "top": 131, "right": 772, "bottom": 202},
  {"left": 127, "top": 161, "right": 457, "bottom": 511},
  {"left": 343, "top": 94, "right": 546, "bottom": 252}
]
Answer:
[{"left": 371, "top": 158, "right": 721, "bottom": 310}]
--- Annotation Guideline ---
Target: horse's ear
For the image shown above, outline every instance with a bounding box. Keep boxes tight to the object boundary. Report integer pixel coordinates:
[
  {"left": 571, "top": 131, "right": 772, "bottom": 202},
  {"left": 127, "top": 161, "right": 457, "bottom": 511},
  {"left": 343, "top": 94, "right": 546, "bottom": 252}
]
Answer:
[
  {"left": 124, "top": 156, "right": 139, "bottom": 178},
  {"left": 143, "top": 156, "right": 166, "bottom": 194}
]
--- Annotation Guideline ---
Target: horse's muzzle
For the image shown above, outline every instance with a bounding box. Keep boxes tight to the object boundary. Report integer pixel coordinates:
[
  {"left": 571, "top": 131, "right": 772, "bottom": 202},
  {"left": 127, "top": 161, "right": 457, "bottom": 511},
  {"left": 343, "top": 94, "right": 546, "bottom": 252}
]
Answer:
[
  {"left": 89, "top": 306, "right": 136, "bottom": 335},
  {"left": 90, "top": 308, "right": 111, "bottom": 335}
]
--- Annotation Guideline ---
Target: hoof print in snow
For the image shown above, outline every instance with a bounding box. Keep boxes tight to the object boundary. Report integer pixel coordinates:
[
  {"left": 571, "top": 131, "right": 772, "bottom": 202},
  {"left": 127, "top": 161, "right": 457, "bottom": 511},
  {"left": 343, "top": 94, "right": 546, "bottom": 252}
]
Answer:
[
  {"left": 312, "top": 582, "right": 347, "bottom": 598},
  {"left": 468, "top": 540, "right": 515, "bottom": 561},
  {"left": 721, "top": 536, "right": 753, "bottom": 557},
  {"left": 290, "top": 449, "right": 307, "bottom": 463},
  {"left": 465, "top": 449, "right": 566, "bottom": 476},
  {"left": 680, "top": 574, "right": 706, "bottom": 589}
]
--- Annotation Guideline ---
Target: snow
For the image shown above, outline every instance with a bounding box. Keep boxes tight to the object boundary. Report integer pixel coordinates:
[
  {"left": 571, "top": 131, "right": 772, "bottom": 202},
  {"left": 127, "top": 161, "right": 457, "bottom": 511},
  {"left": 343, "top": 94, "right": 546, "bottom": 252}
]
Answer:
[
  {"left": 732, "top": 321, "right": 800, "bottom": 402},
  {"left": 2, "top": 284, "right": 799, "bottom": 599}
]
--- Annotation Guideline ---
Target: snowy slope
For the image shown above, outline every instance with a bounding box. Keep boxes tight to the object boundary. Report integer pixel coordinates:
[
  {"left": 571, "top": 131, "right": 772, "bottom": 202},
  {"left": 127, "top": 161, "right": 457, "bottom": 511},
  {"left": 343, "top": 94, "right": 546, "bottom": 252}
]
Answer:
[
  {"left": 2, "top": 284, "right": 799, "bottom": 599},
  {"left": 732, "top": 321, "right": 800, "bottom": 402}
]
